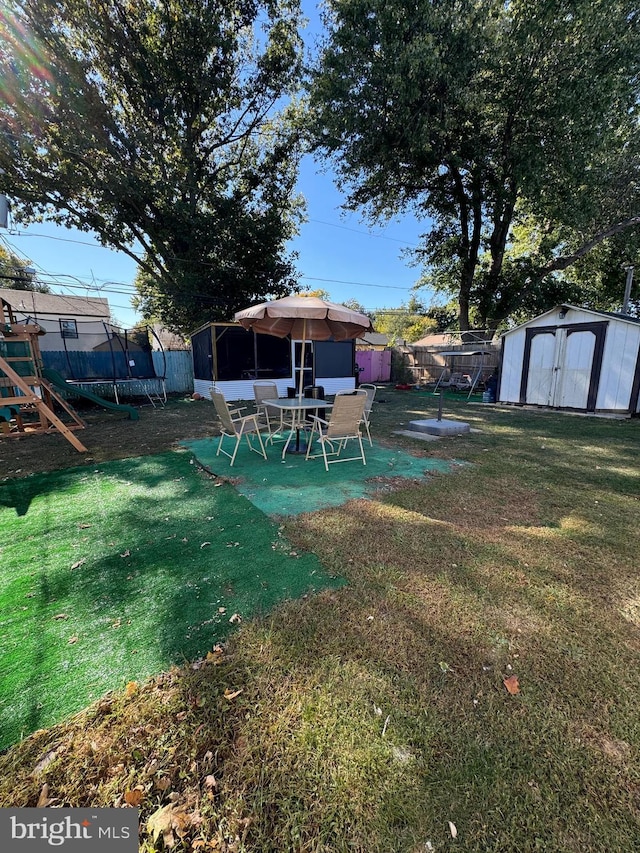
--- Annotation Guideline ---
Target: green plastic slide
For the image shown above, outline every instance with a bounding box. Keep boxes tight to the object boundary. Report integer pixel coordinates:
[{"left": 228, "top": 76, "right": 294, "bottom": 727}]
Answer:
[{"left": 41, "top": 368, "right": 140, "bottom": 420}]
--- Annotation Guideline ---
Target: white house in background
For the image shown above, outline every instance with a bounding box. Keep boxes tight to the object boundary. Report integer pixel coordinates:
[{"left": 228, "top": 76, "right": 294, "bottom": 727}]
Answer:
[
  {"left": 499, "top": 304, "right": 640, "bottom": 416},
  {"left": 0, "top": 288, "right": 112, "bottom": 351}
]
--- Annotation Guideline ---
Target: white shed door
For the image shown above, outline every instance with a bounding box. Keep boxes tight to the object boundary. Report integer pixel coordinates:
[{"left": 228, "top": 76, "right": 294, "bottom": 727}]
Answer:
[
  {"left": 521, "top": 321, "right": 607, "bottom": 411},
  {"left": 526, "top": 331, "right": 557, "bottom": 405},
  {"left": 554, "top": 329, "right": 596, "bottom": 408}
]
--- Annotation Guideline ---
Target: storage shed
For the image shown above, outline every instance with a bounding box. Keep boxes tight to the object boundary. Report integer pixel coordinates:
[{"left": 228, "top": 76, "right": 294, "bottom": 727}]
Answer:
[
  {"left": 499, "top": 305, "right": 640, "bottom": 415},
  {"left": 190, "top": 322, "right": 357, "bottom": 401}
]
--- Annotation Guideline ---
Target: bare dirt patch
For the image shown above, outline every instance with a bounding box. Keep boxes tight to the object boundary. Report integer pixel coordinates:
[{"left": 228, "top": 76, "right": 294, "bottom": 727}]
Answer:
[{"left": 0, "top": 396, "right": 216, "bottom": 480}]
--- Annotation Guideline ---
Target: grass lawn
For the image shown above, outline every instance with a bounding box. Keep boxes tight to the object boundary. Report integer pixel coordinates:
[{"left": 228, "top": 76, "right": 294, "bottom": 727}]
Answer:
[{"left": 0, "top": 392, "right": 639, "bottom": 852}]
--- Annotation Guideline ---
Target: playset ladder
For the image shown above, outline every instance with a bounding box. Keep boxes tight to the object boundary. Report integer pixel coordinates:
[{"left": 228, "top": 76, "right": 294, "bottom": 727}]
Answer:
[{"left": 0, "top": 354, "right": 87, "bottom": 452}]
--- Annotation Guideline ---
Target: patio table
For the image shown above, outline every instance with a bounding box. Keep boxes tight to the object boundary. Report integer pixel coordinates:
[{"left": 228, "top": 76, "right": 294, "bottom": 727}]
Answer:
[{"left": 265, "top": 397, "right": 332, "bottom": 458}]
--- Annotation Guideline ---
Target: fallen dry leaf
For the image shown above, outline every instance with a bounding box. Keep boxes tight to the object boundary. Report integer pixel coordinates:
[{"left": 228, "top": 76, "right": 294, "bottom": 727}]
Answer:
[
  {"left": 448, "top": 821, "right": 458, "bottom": 838},
  {"left": 125, "top": 681, "right": 139, "bottom": 698},
  {"left": 53, "top": 613, "right": 69, "bottom": 620},
  {"left": 68, "top": 636, "right": 79, "bottom": 645},
  {"left": 37, "top": 783, "right": 56, "bottom": 807},
  {"left": 503, "top": 675, "right": 520, "bottom": 695},
  {"left": 147, "top": 804, "right": 175, "bottom": 847},
  {"left": 33, "top": 749, "right": 58, "bottom": 776},
  {"left": 70, "top": 559, "right": 86, "bottom": 570},
  {"left": 146, "top": 802, "right": 200, "bottom": 849},
  {"left": 224, "top": 688, "right": 243, "bottom": 701},
  {"left": 228, "top": 613, "right": 241, "bottom": 624},
  {"left": 124, "top": 789, "right": 144, "bottom": 807},
  {"left": 120, "top": 549, "right": 131, "bottom": 558}
]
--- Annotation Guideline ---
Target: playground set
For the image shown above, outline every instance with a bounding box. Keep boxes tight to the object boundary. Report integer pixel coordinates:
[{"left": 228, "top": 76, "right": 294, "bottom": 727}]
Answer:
[{"left": 0, "top": 297, "right": 139, "bottom": 453}]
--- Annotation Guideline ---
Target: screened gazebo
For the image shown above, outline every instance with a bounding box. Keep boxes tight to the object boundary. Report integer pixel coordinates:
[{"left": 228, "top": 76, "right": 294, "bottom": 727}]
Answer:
[{"left": 190, "top": 322, "right": 357, "bottom": 402}]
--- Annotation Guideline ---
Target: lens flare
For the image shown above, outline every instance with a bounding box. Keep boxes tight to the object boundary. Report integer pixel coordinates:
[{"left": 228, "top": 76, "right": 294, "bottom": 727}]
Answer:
[{"left": 0, "top": 7, "right": 55, "bottom": 134}]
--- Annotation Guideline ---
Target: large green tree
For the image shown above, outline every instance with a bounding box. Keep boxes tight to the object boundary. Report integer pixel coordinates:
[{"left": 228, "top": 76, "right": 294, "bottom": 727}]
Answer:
[
  {"left": 0, "top": 246, "right": 49, "bottom": 291},
  {"left": 0, "top": 0, "right": 305, "bottom": 332},
  {"left": 373, "top": 296, "right": 436, "bottom": 343},
  {"left": 309, "top": 0, "right": 640, "bottom": 331}
]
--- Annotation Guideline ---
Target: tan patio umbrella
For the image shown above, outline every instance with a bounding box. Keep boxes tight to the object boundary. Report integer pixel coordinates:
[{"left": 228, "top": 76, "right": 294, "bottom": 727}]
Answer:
[{"left": 234, "top": 295, "right": 373, "bottom": 400}]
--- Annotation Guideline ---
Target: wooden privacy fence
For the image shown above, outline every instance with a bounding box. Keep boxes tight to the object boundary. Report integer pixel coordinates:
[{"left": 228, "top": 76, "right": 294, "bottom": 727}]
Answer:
[{"left": 400, "top": 343, "right": 500, "bottom": 385}]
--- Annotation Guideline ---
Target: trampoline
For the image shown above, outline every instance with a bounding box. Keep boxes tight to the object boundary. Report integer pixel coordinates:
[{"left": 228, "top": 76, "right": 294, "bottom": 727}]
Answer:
[{"left": 58, "top": 322, "right": 167, "bottom": 406}]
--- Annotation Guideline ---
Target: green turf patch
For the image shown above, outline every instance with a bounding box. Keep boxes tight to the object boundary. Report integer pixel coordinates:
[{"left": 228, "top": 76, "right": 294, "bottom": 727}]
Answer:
[
  {"left": 0, "top": 451, "right": 343, "bottom": 749},
  {"left": 182, "top": 437, "right": 459, "bottom": 516}
]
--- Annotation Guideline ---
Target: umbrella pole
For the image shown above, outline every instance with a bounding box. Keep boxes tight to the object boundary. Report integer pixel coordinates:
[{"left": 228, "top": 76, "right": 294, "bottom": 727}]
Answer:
[{"left": 298, "top": 320, "right": 306, "bottom": 401}]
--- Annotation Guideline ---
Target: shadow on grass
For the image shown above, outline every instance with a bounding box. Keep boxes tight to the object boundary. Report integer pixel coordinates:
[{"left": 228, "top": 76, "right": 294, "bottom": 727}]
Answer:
[{"left": 0, "top": 451, "right": 344, "bottom": 749}]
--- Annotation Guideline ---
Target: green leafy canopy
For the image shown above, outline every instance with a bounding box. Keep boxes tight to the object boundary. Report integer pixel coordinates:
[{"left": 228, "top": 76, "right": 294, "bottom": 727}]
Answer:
[
  {"left": 0, "top": 0, "right": 306, "bottom": 332},
  {"left": 309, "top": 0, "right": 640, "bottom": 330}
]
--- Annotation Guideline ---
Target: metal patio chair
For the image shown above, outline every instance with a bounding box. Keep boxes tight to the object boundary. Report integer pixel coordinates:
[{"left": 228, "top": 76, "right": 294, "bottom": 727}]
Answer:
[
  {"left": 357, "top": 383, "right": 377, "bottom": 446},
  {"left": 253, "top": 380, "right": 294, "bottom": 443},
  {"left": 305, "top": 391, "right": 367, "bottom": 471},
  {"left": 210, "top": 389, "right": 267, "bottom": 466},
  {"left": 253, "top": 381, "right": 280, "bottom": 439}
]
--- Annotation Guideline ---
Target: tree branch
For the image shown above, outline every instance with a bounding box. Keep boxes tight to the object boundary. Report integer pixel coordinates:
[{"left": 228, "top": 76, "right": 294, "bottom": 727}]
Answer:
[{"left": 539, "top": 216, "right": 640, "bottom": 274}]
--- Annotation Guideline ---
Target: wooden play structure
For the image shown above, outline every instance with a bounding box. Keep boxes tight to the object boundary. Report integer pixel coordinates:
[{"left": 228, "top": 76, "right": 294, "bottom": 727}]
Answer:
[{"left": 0, "top": 297, "right": 87, "bottom": 452}]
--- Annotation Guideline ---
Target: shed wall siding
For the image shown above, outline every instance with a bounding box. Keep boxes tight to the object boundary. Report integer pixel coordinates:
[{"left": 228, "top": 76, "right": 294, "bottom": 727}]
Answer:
[
  {"left": 597, "top": 323, "right": 640, "bottom": 410},
  {"left": 500, "top": 331, "right": 527, "bottom": 402},
  {"left": 521, "top": 307, "right": 597, "bottom": 329}
]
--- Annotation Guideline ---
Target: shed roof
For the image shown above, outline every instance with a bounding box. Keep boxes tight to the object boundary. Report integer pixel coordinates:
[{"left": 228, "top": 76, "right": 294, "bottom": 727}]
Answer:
[{"left": 502, "top": 304, "right": 640, "bottom": 337}]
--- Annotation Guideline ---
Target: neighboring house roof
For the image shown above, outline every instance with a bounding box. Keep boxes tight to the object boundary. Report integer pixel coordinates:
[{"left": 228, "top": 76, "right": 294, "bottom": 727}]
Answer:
[
  {"left": 356, "top": 332, "right": 390, "bottom": 347},
  {"left": 412, "top": 331, "right": 495, "bottom": 347},
  {"left": 502, "top": 304, "right": 640, "bottom": 337},
  {"left": 0, "top": 288, "right": 110, "bottom": 318},
  {"left": 412, "top": 332, "right": 458, "bottom": 347}
]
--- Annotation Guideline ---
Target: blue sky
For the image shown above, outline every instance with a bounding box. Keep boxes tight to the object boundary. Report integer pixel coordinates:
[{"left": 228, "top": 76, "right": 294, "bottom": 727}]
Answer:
[
  {"left": 1, "top": 158, "right": 430, "bottom": 329},
  {"left": 0, "top": 2, "right": 433, "bottom": 329}
]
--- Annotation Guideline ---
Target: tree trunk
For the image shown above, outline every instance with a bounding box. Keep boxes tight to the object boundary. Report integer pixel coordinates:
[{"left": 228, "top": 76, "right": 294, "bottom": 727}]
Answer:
[
  {"left": 459, "top": 181, "right": 484, "bottom": 332},
  {"left": 477, "top": 192, "right": 517, "bottom": 329},
  {"left": 487, "top": 197, "right": 515, "bottom": 285}
]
